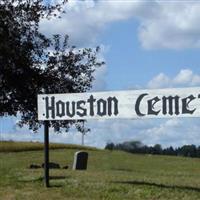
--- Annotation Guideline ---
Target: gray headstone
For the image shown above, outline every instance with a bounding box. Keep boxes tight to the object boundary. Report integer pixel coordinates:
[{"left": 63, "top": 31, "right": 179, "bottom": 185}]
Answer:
[{"left": 73, "top": 151, "right": 88, "bottom": 170}]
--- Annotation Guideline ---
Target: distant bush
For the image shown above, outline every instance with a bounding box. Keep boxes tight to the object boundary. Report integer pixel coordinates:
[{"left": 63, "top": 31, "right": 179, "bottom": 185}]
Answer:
[{"left": 105, "top": 142, "right": 115, "bottom": 151}]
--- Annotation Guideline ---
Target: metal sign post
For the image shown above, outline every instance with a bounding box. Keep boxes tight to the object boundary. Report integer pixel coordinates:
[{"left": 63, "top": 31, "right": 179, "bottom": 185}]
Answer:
[{"left": 44, "top": 121, "right": 49, "bottom": 187}]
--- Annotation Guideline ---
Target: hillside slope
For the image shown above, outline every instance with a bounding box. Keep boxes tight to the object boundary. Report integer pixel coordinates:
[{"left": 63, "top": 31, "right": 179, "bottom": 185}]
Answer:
[{"left": 0, "top": 142, "right": 200, "bottom": 200}]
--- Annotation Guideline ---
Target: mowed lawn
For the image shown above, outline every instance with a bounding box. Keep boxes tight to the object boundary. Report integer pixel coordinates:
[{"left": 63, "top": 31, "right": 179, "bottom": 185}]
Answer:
[{"left": 0, "top": 142, "right": 200, "bottom": 200}]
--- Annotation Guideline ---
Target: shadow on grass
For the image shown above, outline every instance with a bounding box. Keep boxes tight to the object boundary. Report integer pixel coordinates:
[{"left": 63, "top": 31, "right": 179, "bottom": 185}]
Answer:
[
  {"left": 111, "top": 168, "right": 134, "bottom": 172},
  {"left": 112, "top": 180, "right": 200, "bottom": 192},
  {"left": 50, "top": 176, "right": 68, "bottom": 180},
  {"left": 19, "top": 176, "right": 70, "bottom": 188},
  {"left": 19, "top": 175, "right": 69, "bottom": 183},
  {"left": 49, "top": 184, "right": 63, "bottom": 188}
]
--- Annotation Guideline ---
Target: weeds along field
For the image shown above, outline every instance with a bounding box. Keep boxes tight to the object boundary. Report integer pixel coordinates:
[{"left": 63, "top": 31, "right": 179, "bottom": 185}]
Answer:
[
  {"left": 0, "top": 141, "right": 97, "bottom": 152},
  {"left": 0, "top": 141, "right": 200, "bottom": 200}
]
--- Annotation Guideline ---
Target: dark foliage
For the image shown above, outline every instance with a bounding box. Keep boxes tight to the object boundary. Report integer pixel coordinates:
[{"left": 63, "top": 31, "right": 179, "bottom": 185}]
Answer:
[
  {"left": 0, "top": 0, "right": 104, "bottom": 132},
  {"left": 105, "top": 141, "right": 200, "bottom": 158}
]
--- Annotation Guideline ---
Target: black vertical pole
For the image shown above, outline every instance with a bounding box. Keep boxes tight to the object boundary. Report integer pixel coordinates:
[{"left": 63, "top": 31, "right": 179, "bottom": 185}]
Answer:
[{"left": 44, "top": 121, "right": 49, "bottom": 187}]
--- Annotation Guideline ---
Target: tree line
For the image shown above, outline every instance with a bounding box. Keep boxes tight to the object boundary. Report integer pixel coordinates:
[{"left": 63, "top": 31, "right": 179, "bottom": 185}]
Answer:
[{"left": 105, "top": 141, "right": 200, "bottom": 158}]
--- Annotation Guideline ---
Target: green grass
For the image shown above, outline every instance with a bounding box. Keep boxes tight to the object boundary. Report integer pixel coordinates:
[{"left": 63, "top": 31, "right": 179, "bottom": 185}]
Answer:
[{"left": 0, "top": 142, "right": 200, "bottom": 200}]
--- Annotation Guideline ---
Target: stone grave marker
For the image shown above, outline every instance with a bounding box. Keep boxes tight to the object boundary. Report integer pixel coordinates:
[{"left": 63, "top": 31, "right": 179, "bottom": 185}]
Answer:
[{"left": 73, "top": 151, "right": 88, "bottom": 170}]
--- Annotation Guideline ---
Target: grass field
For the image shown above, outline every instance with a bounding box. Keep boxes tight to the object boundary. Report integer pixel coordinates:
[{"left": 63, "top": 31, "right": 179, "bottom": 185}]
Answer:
[{"left": 0, "top": 142, "right": 200, "bottom": 200}]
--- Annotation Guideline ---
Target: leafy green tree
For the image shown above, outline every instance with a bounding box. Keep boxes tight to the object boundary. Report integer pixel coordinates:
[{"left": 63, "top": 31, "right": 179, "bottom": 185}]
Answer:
[
  {"left": 0, "top": 0, "right": 104, "bottom": 132},
  {"left": 153, "top": 144, "right": 162, "bottom": 155},
  {"left": 163, "top": 146, "right": 176, "bottom": 156},
  {"left": 105, "top": 142, "right": 115, "bottom": 151},
  {"left": 179, "top": 145, "right": 197, "bottom": 157}
]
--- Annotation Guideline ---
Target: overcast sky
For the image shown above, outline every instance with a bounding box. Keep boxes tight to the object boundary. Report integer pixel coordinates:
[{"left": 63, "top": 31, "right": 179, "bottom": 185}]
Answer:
[{"left": 1, "top": 0, "right": 200, "bottom": 148}]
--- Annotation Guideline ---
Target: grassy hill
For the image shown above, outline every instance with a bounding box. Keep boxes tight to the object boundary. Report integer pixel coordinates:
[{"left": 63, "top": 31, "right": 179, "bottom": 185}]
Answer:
[{"left": 0, "top": 141, "right": 200, "bottom": 200}]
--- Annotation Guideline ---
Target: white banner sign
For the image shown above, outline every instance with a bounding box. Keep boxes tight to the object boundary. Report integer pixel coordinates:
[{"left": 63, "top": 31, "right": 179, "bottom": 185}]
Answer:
[{"left": 38, "top": 87, "right": 200, "bottom": 121}]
